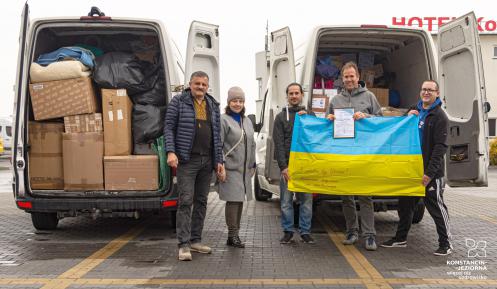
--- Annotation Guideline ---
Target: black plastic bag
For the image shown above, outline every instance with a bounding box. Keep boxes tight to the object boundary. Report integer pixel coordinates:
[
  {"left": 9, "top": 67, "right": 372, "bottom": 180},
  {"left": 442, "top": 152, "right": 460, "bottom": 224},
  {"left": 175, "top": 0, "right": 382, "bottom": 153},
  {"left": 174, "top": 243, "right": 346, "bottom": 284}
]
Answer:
[
  {"left": 130, "top": 71, "right": 167, "bottom": 106},
  {"left": 132, "top": 104, "right": 166, "bottom": 144},
  {"left": 94, "top": 52, "right": 159, "bottom": 95}
]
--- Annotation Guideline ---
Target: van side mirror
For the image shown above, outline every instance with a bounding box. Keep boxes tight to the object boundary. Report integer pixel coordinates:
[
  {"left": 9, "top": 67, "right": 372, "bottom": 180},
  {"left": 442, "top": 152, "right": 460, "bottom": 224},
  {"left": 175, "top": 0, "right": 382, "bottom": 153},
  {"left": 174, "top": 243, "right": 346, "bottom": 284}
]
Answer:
[{"left": 247, "top": 114, "right": 261, "bottom": 132}]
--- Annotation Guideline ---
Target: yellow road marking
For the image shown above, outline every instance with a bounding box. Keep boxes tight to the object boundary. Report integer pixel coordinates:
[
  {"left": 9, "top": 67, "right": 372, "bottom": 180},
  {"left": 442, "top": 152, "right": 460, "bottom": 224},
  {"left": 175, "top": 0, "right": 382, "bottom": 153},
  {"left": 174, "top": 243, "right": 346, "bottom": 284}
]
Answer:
[
  {"left": 39, "top": 221, "right": 147, "bottom": 289},
  {"left": 317, "top": 213, "right": 392, "bottom": 289},
  {"left": 479, "top": 215, "right": 497, "bottom": 224}
]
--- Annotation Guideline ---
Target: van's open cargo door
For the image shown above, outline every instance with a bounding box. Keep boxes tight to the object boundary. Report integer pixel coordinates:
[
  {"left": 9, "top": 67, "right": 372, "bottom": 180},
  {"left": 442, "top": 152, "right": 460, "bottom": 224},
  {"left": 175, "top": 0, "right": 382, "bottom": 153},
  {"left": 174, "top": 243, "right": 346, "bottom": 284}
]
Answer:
[
  {"left": 438, "top": 12, "right": 489, "bottom": 187},
  {"left": 264, "top": 27, "right": 296, "bottom": 181},
  {"left": 185, "top": 21, "right": 220, "bottom": 102},
  {"left": 13, "top": 3, "right": 30, "bottom": 198}
]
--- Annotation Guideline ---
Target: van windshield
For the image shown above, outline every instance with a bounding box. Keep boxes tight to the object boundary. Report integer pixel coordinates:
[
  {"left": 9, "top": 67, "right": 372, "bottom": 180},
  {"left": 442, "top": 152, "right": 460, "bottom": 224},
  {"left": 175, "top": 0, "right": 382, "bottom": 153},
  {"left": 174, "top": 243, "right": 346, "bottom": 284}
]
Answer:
[{"left": 6, "top": 126, "right": 11, "bottom": 137}]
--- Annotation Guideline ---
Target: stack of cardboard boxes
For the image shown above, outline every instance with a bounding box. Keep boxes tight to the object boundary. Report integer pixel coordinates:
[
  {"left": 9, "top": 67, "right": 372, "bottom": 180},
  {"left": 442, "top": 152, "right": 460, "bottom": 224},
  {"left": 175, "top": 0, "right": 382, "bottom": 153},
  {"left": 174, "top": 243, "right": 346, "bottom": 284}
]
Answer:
[
  {"left": 101, "top": 89, "right": 158, "bottom": 191},
  {"left": 28, "top": 77, "right": 159, "bottom": 191}
]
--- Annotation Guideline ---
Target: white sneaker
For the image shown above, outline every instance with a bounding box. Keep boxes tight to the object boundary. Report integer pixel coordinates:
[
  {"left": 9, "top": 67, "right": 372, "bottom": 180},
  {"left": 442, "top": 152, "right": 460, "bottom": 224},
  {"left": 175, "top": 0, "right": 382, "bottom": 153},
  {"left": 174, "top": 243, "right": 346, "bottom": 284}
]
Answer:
[
  {"left": 178, "top": 247, "right": 192, "bottom": 261},
  {"left": 190, "top": 243, "right": 212, "bottom": 254}
]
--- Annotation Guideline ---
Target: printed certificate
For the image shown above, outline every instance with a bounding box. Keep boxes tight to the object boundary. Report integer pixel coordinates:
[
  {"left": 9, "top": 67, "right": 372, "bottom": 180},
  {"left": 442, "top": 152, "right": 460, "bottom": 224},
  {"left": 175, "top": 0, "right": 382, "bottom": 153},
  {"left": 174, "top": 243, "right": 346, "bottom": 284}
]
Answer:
[{"left": 333, "top": 108, "right": 355, "bottom": 138}]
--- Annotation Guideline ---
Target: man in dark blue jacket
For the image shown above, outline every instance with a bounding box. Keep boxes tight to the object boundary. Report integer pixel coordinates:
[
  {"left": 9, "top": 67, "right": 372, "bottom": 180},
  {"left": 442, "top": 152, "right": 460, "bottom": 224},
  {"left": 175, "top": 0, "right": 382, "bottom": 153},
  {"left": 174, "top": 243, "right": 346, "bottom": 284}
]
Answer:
[
  {"left": 381, "top": 80, "right": 452, "bottom": 256},
  {"left": 164, "top": 71, "right": 224, "bottom": 261}
]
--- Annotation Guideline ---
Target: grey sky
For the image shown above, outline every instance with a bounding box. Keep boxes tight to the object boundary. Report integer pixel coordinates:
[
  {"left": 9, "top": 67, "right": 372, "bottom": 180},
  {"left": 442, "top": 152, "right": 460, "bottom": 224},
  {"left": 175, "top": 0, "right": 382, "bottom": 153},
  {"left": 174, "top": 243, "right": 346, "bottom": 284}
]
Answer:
[{"left": 1, "top": 0, "right": 493, "bottom": 119}]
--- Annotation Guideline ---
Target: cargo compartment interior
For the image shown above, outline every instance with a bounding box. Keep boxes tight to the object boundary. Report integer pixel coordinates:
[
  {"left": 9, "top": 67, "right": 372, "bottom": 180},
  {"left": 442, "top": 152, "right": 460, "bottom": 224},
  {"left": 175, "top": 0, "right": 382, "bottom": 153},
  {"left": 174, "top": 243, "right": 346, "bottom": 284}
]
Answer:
[
  {"left": 311, "top": 29, "right": 432, "bottom": 113},
  {"left": 27, "top": 24, "right": 169, "bottom": 197}
]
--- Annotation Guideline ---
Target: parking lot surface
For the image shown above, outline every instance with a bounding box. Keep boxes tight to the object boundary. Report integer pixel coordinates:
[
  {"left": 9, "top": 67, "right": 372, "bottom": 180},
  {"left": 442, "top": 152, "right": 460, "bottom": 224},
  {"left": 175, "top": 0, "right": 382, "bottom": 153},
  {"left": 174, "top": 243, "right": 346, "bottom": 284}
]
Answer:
[{"left": 0, "top": 160, "right": 496, "bottom": 289}]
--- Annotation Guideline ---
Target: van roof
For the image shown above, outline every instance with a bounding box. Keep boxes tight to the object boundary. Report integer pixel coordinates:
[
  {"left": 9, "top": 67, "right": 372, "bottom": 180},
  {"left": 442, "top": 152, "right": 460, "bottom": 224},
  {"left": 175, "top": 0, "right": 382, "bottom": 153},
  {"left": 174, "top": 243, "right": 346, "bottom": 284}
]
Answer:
[
  {"left": 30, "top": 16, "right": 164, "bottom": 27},
  {"left": 312, "top": 24, "right": 430, "bottom": 34}
]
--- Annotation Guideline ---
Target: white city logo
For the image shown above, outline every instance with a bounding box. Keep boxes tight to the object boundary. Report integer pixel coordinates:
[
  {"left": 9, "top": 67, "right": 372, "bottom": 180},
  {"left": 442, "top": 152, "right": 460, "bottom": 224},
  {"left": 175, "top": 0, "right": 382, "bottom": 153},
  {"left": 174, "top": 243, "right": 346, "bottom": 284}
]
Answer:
[{"left": 466, "top": 238, "right": 487, "bottom": 258}]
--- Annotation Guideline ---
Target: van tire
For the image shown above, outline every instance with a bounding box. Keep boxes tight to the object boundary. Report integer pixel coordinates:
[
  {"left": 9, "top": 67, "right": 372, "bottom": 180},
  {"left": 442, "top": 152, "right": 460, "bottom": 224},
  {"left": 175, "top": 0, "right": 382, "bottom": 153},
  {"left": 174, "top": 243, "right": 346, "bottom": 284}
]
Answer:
[
  {"left": 31, "top": 212, "right": 58, "bottom": 230},
  {"left": 412, "top": 200, "right": 425, "bottom": 224},
  {"left": 254, "top": 175, "right": 272, "bottom": 201}
]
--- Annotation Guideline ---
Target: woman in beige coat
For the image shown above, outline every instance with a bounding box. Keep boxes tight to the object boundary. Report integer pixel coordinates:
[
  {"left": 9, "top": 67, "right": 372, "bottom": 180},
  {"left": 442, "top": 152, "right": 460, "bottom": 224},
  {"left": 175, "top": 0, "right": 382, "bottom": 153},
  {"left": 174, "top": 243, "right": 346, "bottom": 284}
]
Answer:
[{"left": 217, "top": 87, "right": 256, "bottom": 248}]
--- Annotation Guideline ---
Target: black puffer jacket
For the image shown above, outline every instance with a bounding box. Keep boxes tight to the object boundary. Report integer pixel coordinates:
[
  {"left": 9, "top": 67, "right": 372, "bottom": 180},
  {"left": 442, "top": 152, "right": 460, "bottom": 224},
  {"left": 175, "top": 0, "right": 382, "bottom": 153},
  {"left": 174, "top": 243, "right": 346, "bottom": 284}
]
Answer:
[
  {"left": 272, "top": 106, "right": 308, "bottom": 171},
  {"left": 164, "top": 89, "right": 223, "bottom": 167}
]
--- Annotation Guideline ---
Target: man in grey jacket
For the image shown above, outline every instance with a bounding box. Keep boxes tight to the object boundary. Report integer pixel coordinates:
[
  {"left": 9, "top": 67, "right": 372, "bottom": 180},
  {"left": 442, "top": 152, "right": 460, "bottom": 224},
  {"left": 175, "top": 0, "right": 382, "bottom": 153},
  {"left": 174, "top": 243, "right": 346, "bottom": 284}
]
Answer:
[{"left": 327, "top": 62, "right": 382, "bottom": 251}]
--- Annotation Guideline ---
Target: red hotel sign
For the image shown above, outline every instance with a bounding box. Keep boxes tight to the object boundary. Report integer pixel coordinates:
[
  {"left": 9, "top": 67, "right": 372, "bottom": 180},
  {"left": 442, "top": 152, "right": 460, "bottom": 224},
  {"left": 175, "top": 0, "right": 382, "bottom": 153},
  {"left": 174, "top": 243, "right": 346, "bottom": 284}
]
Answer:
[{"left": 392, "top": 17, "right": 497, "bottom": 32}]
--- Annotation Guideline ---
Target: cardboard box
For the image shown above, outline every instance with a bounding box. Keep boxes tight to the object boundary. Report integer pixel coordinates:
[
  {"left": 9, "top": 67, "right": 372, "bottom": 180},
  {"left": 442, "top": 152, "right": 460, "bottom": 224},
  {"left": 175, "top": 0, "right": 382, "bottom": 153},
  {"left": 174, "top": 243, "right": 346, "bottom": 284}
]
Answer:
[
  {"left": 104, "top": 155, "right": 158, "bottom": 191},
  {"left": 372, "top": 64, "right": 384, "bottom": 78},
  {"left": 102, "top": 89, "right": 133, "bottom": 156},
  {"left": 28, "top": 122, "right": 64, "bottom": 189},
  {"left": 311, "top": 94, "right": 329, "bottom": 113},
  {"left": 29, "top": 77, "right": 98, "bottom": 120},
  {"left": 63, "top": 132, "right": 104, "bottom": 191},
  {"left": 361, "top": 69, "right": 376, "bottom": 88},
  {"left": 381, "top": 106, "right": 408, "bottom": 116},
  {"left": 64, "top": 113, "right": 103, "bottom": 133},
  {"left": 369, "top": 88, "right": 389, "bottom": 107},
  {"left": 324, "top": 89, "right": 338, "bottom": 99}
]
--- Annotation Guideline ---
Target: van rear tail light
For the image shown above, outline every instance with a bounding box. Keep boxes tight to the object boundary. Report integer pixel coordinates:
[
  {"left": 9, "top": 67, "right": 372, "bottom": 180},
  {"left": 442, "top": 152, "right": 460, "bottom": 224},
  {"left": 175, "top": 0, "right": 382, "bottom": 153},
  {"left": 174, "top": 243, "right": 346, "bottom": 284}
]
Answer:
[
  {"left": 162, "top": 200, "right": 178, "bottom": 208},
  {"left": 80, "top": 16, "right": 112, "bottom": 21},
  {"left": 361, "top": 25, "right": 388, "bottom": 28},
  {"left": 17, "top": 201, "right": 32, "bottom": 209}
]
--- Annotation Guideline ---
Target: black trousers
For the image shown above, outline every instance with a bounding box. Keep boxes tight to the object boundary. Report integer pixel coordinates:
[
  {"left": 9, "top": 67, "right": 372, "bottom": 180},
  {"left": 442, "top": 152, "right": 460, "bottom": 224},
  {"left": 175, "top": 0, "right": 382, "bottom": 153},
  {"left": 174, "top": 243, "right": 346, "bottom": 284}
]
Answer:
[{"left": 394, "top": 177, "right": 452, "bottom": 247}]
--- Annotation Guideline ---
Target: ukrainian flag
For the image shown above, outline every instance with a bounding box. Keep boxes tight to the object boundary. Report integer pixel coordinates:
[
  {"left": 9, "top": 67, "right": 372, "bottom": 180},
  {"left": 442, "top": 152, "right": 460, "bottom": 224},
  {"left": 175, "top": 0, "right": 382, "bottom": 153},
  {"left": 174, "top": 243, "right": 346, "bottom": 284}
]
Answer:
[{"left": 288, "top": 115, "right": 425, "bottom": 196}]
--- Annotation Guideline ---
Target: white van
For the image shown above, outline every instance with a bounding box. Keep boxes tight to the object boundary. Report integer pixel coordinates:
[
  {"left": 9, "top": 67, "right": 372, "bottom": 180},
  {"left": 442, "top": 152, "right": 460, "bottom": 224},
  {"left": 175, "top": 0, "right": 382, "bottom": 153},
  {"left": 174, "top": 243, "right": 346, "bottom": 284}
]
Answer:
[
  {"left": 12, "top": 4, "right": 220, "bottom": 230},
  {"left": 251, "top": 12, "right": 490, "bottom": 219},
  {"left": 0, "top": 118, "right": 12, "bottom": 152}
]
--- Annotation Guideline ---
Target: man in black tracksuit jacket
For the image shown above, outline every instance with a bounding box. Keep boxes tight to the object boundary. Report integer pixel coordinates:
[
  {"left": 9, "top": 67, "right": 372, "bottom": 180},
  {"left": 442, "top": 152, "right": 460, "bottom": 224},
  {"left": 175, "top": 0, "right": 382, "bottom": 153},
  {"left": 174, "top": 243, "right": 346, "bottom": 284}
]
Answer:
[{"left": 381, "top": 80, "right": 453, "bottom": 256}]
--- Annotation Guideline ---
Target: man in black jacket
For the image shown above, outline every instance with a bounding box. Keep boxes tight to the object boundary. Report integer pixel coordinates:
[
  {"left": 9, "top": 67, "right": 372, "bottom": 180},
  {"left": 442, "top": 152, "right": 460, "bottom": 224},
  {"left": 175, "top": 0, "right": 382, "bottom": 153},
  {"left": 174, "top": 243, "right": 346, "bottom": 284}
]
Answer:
[
  {"left": 273, "top": 83, "right": 315, "bottom": 244},
  {"left": 381, "top": 80, "right": 452, "bottom": 256}
]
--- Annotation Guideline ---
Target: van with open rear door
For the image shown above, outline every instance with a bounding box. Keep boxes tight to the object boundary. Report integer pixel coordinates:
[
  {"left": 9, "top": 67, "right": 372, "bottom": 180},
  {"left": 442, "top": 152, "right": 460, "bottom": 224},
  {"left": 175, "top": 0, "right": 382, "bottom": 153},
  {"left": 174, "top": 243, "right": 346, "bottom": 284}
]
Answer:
[
  {"left": 13, "top": 4, "right": 220, "bottom": 230},
  {"left": 252, "top": 12, "right": 490, "bottom": 222}
]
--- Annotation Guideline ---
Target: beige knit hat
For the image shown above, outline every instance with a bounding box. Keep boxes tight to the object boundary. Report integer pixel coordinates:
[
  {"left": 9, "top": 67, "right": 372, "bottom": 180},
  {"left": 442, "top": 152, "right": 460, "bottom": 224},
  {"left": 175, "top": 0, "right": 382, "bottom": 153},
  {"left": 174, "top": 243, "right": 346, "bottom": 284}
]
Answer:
[{"left": 227, "top": 86, "right": 245, "bottom": 103}]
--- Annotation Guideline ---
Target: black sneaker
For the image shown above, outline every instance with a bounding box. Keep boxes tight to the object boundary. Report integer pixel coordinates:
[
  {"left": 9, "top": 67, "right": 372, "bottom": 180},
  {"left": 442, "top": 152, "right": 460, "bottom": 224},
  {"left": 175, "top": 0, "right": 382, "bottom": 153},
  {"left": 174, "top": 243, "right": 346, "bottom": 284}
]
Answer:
[
  {"left": 301, "top": 234, "right": 315, "bottom": 244},
  {"left": 280, "top": 232, "right": 294, "bottom": 244},
  {"left": 434, "top": 245, "right": 453, "bottom": 256},
  {"left": 380, "top": 238, "right": 407, "bottom": 248}
]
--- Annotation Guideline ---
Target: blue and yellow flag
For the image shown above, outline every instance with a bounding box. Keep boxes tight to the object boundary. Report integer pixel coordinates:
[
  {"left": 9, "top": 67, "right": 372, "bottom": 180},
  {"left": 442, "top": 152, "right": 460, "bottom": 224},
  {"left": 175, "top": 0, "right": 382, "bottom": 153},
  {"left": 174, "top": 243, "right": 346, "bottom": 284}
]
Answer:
[{"left": 288, "top": 115, "right": 425, "bottom": 196}]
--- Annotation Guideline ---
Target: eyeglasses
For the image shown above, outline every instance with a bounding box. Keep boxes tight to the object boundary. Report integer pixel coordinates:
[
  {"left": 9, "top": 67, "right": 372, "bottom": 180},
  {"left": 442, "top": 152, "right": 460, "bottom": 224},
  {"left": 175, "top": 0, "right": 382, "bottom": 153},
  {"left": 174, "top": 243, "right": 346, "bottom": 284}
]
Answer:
[{"left": 421, "top": 88, "right": 438, "bottom": 93}]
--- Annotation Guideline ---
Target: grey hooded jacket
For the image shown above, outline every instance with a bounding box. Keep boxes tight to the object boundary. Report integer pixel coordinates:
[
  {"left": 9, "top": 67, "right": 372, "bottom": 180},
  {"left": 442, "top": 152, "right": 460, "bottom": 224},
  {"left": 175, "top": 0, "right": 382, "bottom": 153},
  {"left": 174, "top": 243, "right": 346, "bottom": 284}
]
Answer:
[{"left": 328, "top": 83, "right": 383, "bottom": 117}]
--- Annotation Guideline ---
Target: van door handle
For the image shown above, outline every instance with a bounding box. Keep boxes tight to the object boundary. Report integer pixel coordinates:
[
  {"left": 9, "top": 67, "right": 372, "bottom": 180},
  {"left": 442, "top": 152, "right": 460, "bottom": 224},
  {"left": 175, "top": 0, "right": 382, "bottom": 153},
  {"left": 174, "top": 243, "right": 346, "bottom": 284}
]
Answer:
[
  {"left": 484, "top": 102, "right": 491, "bottom": 113},
  {"left": 16, "top": 159, "right": 25, "bottom": 169}
]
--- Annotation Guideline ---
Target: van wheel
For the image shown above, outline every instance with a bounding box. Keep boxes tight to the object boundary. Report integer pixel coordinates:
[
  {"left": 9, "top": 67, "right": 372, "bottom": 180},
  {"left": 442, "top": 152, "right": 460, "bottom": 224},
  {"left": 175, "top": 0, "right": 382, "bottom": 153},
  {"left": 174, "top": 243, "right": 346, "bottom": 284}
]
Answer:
[
  {"left": 254, "top": 175, "right": 272, "bottom": 201},
  {"left": 412, "top": 200, "right": 425, "bottom": 224},
  {"left": 31, "top": 212, "right": 58, "bottom": 230}
]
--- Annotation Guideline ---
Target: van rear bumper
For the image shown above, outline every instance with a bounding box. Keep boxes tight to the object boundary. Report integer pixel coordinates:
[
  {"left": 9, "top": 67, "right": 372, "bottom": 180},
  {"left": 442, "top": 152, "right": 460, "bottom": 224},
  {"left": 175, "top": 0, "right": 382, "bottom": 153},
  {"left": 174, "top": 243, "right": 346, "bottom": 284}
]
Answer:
[{"left": 15, "top": 196, "right": 178, "bottom": 213}]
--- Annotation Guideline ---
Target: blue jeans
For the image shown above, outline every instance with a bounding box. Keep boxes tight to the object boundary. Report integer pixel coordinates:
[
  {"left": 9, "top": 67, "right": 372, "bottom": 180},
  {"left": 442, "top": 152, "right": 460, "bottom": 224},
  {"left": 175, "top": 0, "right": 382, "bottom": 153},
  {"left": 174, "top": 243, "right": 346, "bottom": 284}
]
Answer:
[{"left": 280, "top": 179, "right": 313, "bottom": 235}]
